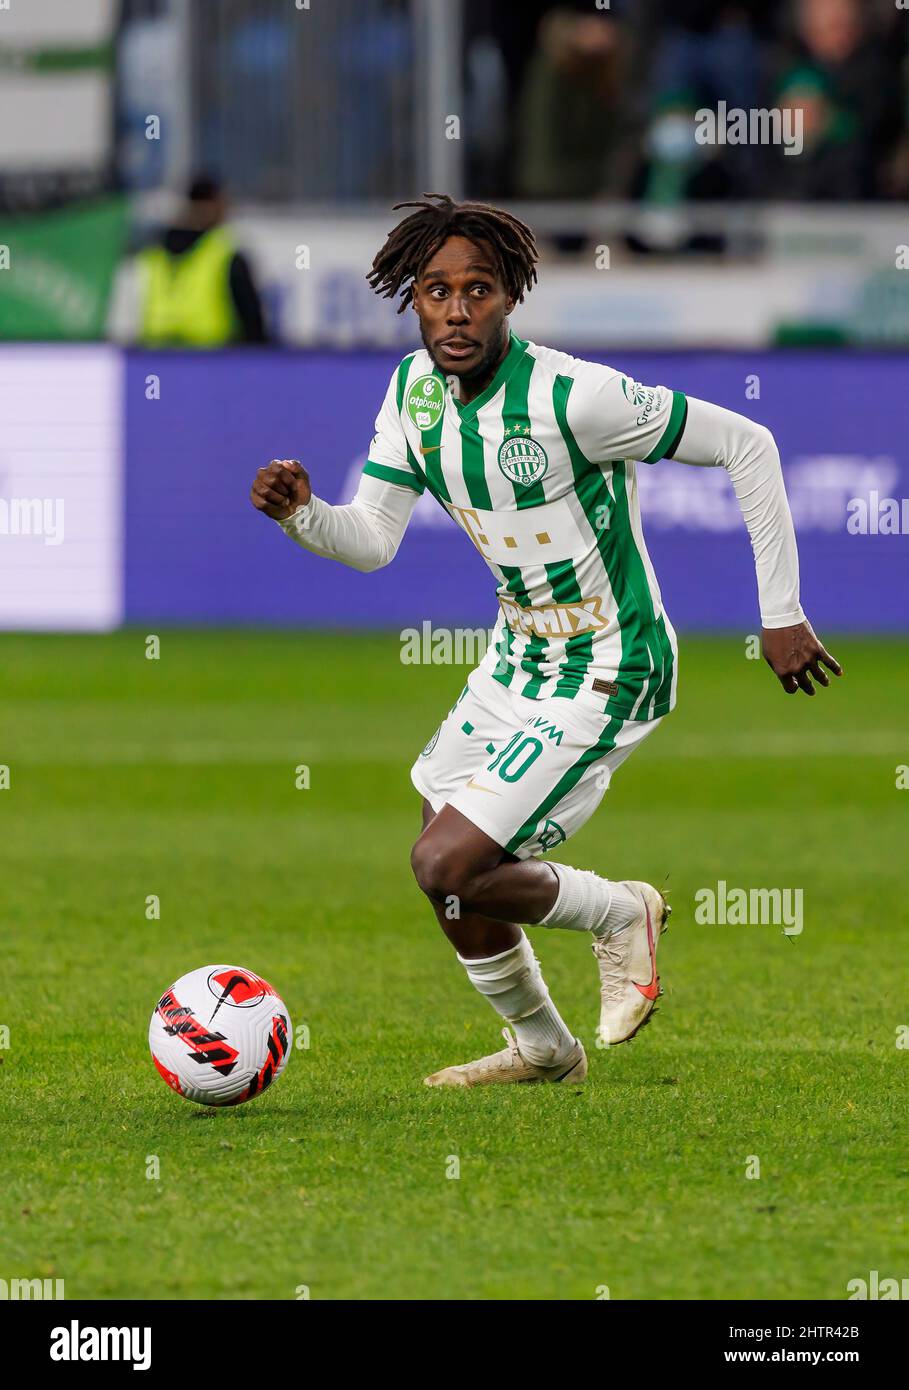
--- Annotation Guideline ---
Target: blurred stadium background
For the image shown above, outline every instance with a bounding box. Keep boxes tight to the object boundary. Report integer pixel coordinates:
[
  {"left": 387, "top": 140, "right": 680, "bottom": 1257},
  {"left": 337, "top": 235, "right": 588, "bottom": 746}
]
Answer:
[{"left": 0, "top": 0, "right": 907, "bottom": 635}]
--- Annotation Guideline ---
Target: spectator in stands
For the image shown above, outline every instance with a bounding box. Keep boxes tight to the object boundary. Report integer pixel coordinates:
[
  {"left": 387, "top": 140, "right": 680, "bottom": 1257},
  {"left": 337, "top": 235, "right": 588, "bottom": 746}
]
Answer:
[
  {"left": 768, "top": 0, "right": 902, "bottom": 200},
  {"left": 650, "top": 1, "right": 781, "bottom": 112},
  {"left": 637, "top": 1, "right": 785, "bottom": 206},
  {"left": 135, "top": 176, "right": 267, "bottom": 346},
  {"left": 512, "top": 3, "right": 632, "bottom": 200}
]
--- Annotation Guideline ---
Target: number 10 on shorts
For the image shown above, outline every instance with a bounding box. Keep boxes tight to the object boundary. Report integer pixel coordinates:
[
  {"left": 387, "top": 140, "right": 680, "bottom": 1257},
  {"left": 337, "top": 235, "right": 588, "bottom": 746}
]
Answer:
[{"left": 487, "top": 733, "right": 544, "bottom": 782}]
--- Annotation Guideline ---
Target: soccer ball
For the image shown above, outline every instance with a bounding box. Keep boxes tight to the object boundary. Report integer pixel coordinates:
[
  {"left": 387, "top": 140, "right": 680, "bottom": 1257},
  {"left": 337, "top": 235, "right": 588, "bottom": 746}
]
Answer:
[{"left": 149, "top": 964, "right": 292, "bottom": 1107}]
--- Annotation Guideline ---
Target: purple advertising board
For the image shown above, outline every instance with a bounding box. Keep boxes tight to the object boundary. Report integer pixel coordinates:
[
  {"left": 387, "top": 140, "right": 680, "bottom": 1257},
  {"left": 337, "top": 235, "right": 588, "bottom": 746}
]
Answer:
[{"left": 124, "top": 350, "right": 908, "bottom": 630}]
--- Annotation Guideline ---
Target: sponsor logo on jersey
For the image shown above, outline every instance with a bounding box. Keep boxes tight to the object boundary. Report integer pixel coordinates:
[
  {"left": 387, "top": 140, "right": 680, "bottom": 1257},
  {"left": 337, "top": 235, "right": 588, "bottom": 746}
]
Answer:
[
  {"left": 621, "top": 375, "right": 647, "bottom": 406},
  {"left": 528, "top": 715, "right": 564, "bottom": 745},
  {"left": 621, "top": 375, "right": 660, "bottom": 427},
  {"left": 499, "top": 594, "right": 608, "bottom": 638},
  {"left": 406, "top": 375, "right": 445, "bottom": 432},
  {"left": 498, "top": 426, "right": 548, "bottom": 487}
]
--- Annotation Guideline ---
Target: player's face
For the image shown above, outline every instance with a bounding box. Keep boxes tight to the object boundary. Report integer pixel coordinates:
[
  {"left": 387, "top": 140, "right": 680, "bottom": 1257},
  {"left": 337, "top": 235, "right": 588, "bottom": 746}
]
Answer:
[{"left": 412, "top": 235, "right": 515, "bottom": 383}]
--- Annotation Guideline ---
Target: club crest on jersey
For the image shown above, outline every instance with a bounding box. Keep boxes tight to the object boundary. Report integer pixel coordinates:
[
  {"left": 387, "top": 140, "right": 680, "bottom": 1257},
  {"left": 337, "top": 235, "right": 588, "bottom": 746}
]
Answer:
[
  {"left": 538, "top": 818, "right": 567, "bottom": 852},
  {"left": 498, "top": 425, "right": 548, "bottom": 487},
  {"left": 406, "top": 375, "right": 445, "bottom": 432},
  {"left": 420, "top": 727, "right": 441, "bottom": 757}
]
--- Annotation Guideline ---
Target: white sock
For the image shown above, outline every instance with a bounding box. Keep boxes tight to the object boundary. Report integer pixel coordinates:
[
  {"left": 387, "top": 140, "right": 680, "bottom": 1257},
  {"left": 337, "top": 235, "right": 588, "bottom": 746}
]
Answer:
[
  {"left": 459, "top": 933, "right": 577, "bottom": 1067},
  {"left": 537, "top": 863, "right": 640, "bottom": 939}
]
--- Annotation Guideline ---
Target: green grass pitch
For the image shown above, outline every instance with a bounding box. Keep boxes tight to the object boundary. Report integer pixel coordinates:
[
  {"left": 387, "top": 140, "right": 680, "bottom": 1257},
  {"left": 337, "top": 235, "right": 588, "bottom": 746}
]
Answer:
[{"left": 2, "top": 630, "right": 907, "bottom": 1300}]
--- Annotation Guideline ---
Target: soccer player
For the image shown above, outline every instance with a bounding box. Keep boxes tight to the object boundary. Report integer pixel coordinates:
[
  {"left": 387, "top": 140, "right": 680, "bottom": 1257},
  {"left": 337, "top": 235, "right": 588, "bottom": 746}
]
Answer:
[{"left": 251, "top": 194, "right": 841, "bottom": 1087}]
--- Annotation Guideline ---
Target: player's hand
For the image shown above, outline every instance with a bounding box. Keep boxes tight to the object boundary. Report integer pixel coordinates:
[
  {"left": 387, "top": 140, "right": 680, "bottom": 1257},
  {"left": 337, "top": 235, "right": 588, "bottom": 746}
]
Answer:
[
  {"left": 250, "top": 459, "right": 311, "bottom": 521},
  {"left": 762, "top": 621, "right": 842, "bottom": 697}
]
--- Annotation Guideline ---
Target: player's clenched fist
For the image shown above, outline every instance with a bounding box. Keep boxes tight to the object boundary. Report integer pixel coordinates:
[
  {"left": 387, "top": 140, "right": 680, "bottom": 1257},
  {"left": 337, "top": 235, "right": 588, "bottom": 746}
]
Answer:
[{"left": 250, "top": 459, "right": 312, "bottom": 521}]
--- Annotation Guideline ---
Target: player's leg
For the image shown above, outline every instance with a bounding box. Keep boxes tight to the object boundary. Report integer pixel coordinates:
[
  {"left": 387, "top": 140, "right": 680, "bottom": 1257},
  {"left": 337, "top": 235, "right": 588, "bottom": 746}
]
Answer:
[
  {"left": 419, "top": 797, "right": 521, "bottom": 958},
  {"left": 419, "top": 797, "right": 583, "bottom": 1085},
  {"left": 411, "top": 705, "right": 661, "bottom": 932},
  {"left": 411, "top": 697, "right": 670, "bottom": 1047},
  {"left": 412, "top": 676, "right": 584, "bottom": 1086},
  {"left": 412, "top": 801, "right": 642, "bottom": 938}
]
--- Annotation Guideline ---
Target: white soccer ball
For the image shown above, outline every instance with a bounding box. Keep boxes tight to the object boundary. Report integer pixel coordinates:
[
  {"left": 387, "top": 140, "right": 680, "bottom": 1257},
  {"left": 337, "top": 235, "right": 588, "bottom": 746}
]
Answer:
[{"left": 149, "top": 964, "right": 292, "bottom": 1107}]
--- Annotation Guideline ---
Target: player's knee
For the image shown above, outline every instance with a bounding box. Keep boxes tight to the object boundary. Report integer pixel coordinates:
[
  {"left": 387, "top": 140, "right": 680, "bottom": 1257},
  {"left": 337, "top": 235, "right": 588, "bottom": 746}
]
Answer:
[{"left": 410, "top": 835, "right": 472, "bottom": 903}]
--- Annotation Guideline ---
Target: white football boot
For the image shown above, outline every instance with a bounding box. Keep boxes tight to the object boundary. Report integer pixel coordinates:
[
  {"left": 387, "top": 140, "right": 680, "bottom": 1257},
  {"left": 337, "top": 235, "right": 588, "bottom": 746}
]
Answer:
[
  {"left": 424, "top": 1027, "right": 587, "bottom": 1088},
  {"left": 593, "top": 880, "right": 670, "bottom": 1046}
]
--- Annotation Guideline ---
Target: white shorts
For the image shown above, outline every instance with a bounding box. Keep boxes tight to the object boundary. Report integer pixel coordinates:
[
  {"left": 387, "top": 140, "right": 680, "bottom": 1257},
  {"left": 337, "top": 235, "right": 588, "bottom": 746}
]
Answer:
[{"left": 411, "top": 664, "right": 664, "bottom": 859}]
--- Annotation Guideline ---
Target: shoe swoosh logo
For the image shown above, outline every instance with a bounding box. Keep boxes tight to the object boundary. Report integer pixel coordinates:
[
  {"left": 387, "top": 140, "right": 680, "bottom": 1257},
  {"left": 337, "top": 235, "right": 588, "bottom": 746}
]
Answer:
[
  {"left": 465, "top": 777, "right": 501, "bottom": 795},
  {"left": 420, "top": 445, "right": 442, "bottom": 455},
  {"left": 633, "top": 905, "right": 661, "bottom": 1001}
]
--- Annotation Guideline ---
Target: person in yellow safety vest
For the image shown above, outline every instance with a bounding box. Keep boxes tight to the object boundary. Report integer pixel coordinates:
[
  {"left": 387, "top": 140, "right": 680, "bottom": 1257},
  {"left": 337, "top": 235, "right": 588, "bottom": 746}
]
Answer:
[{"left": 138, "top": 176, "right": 267, "bottom": 347}]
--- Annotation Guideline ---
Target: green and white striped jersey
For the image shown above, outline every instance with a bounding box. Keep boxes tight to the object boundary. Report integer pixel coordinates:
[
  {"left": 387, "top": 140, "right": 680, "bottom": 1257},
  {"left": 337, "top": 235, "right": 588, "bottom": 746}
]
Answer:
[{"left": 363, "top": 331, "right": 689, "bottom": 721}]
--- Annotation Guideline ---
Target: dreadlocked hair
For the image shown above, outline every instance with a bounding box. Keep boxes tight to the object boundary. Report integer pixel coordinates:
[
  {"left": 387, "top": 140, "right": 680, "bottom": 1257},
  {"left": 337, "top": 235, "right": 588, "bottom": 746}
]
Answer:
[{"left": 367, "top": 192, "right": 538, "bottom": 314}]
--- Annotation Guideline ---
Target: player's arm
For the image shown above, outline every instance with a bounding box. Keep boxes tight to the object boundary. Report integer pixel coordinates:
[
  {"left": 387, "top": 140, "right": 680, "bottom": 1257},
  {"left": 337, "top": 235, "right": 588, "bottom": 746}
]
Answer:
[
  {"left": 250, "top": 460, "right": 417, "bottom": 573},
  {"left": 250, "top": 364, "right": 422, "bottom": 573},
  {"left": 666, "top": 397, "right": 842, "bottom": 696},
  {"left": 569, "top": 365, "right": 842, "bottom": 697}
]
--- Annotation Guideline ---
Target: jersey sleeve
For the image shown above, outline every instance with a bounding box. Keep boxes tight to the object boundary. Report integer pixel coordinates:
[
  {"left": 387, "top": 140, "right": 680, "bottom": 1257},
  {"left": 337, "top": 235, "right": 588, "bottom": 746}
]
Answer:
[
  {"left": 277, "top": 471, "right": 418, "bottom": 574},
  {"left": 361, "top": 362, "right": 426, "bottom": 494},
  {"left": 566, "top": 362, "right": 688, "bottom": 466},
  {"left": 668, "top": 396, "right": 804, "bottom": 628}
]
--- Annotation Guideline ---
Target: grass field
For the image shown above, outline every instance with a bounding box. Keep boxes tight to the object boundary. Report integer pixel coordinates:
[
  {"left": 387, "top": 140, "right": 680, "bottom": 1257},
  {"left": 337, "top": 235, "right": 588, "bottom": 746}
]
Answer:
[{"left": 2, "top": 630, "right": 907, "bottom": 1301}]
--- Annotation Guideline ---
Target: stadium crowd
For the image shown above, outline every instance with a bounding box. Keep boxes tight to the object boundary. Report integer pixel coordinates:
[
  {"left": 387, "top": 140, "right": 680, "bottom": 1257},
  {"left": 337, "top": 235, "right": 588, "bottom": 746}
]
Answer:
[{"left": 466, "top": 0, "right": 909, "bottom": 202}]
